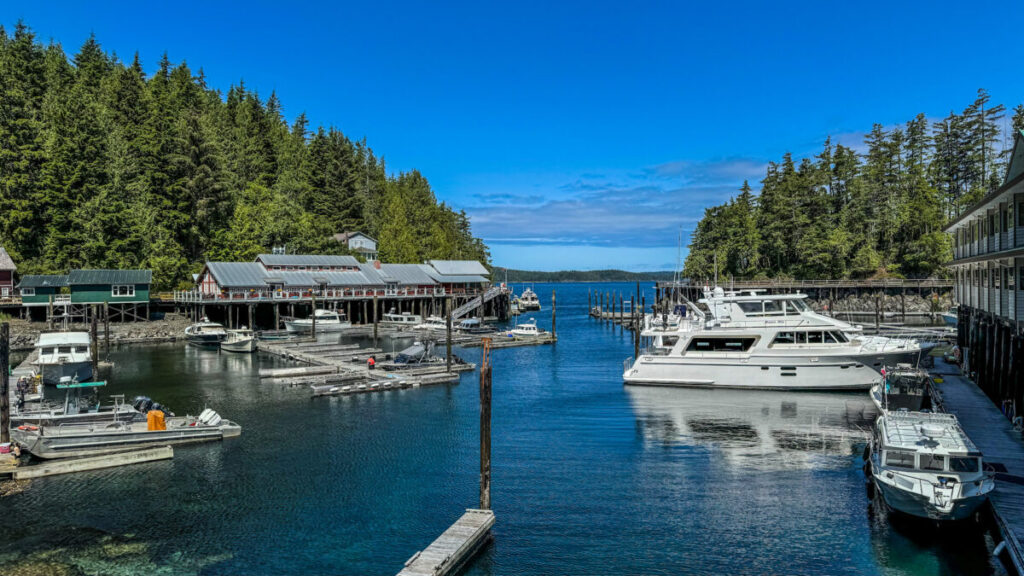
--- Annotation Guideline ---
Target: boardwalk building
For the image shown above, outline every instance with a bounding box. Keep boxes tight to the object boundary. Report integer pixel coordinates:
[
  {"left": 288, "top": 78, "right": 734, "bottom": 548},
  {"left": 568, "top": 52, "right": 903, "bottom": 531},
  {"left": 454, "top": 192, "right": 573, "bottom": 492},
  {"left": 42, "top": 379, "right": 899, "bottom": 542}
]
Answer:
[
  {"left": 0, "top": 246, "right": 15, "bottom": 302},
  {"left": 18, "top": 269, "right": 152, "bottom": 322}
]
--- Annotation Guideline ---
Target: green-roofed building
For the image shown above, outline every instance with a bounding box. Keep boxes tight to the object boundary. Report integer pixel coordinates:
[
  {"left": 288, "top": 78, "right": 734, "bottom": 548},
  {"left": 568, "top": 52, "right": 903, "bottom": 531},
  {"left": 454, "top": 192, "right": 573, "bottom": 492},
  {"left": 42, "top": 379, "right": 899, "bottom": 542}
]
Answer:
[
  {"left": 67, "top": 269, "right": 152, "bottom": 304},
  {"left": 17, "top": 275, "right": 69, "bottom": 306},
  {"left": 19, "top": 269, "right": 152, "bottom": 322}
]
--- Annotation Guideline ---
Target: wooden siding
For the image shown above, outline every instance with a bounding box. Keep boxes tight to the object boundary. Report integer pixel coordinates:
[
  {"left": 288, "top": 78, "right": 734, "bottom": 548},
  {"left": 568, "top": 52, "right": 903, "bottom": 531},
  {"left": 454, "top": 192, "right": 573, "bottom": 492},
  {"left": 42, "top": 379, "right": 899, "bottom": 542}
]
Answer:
[{"left": 70, "top": 283, "right": 150, "bottom": 304}]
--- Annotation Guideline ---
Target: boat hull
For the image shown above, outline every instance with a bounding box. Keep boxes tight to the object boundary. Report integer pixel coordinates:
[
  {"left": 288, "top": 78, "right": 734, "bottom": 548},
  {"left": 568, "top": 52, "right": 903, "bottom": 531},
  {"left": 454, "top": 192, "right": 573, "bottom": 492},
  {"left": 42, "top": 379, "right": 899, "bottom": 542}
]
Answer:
[
  {"left": 874, "top": 477, "right": 988, "bottom": 521},
  {"left": 12, "top": 421, "right": 241, "bottom": 459},
  {"left": 284, "top": 321, "right": 352, "bottom": 333},
  {"left": 38, "top": 361, "right": 93, "bottom": 386},
  {"left": 12, "top": 406, "right": 144, "bottom": 427},
  {"left": 186, "top": 334, "right": 225, "bottom": 347},
  {"left": 221, "top": 339, "right": 257, "bottom": 353}
]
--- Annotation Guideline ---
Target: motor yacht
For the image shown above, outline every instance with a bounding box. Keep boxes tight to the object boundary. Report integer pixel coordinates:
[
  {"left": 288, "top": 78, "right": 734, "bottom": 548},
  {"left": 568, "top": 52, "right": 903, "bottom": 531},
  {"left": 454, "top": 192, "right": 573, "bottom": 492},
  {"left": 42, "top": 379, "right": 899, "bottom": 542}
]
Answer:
[
  {"left": 508, "top": 318, "right": 545, "bottom": 339},
  {"left": 866, "top": 410, "right": 994, "bottom": 520},
  {"left": 284, "top": 309, "right": 352, "bottom": 333},
  {"left": 414, "top": 316, "right": 448, "bottom": 331},
  {"left": 623, "top": 287, "right": 927, "bottom": 390},
  {"left": 519, "top": 288, "right": 541, "bottom": 311},
  {"left": 185, "top": 318, "right": 227, "bottom": 347},
  {"left": 221, "top": 328, "right": 257, "bottom": 353},
  {"left": 34, "top": 332, "right": 93, "bottom": 385},
  {"left": 381, "top": 309, "right": 423, "bottom": 328}
]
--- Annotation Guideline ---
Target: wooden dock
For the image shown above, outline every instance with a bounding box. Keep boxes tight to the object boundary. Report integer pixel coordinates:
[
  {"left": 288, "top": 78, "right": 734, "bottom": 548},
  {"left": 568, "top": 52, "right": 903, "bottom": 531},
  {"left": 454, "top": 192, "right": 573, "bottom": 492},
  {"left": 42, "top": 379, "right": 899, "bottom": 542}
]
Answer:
[
  {"left": 932, "top": 359, "right": 1024, "bottom": 574},
  {"left": 397, "top": 509, "right": 495, "bottom": 576}
]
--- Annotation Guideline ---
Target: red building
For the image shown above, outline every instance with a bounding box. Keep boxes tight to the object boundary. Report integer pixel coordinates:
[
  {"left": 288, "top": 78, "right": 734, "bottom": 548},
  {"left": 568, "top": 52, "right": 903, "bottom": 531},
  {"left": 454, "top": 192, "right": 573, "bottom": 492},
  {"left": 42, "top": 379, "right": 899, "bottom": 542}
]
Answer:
[{"left": 0, "top": 246, "right": 15, "bottom": 300}]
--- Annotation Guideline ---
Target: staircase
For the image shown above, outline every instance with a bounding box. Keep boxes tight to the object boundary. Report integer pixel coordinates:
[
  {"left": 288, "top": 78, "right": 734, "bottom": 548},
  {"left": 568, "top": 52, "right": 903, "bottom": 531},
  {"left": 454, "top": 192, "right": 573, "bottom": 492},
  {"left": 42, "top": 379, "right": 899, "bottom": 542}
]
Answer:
[{"left": 452, "top": 286, "right": 504, "bottom": 320}]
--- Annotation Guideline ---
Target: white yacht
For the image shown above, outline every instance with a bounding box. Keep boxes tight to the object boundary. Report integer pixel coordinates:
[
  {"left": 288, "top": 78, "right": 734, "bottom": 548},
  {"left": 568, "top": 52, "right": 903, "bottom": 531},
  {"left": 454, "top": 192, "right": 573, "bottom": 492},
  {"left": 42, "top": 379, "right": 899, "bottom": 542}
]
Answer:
[
  {"left": 508, "top": 318, "right": 545, "bottom": 339},
  {"left": 184, "top": 318, "right": 227, "bottom": 347},
  {"left": 623, "top": 287, "right": 926, "bottom": 391},
  {"left": 221, "top": 329, "right": 256, "bottom": 353},
  {"left": 414, "top": 315, "right": 448, "bottom": 331},
  {"left": 381, "top": 309, "right": 423, "bottom": 328},
  {"left": 284, "top": 309, "right": 352, "bottom": 333},
  {"left": 866, "top": 410, "right": 994, "bottom": 521},
  {"left": 34, "top": 332, "right": 93, "bottom": 385},
  {"left": 519, "top": 288, "right": 541, "bottom": 311}
]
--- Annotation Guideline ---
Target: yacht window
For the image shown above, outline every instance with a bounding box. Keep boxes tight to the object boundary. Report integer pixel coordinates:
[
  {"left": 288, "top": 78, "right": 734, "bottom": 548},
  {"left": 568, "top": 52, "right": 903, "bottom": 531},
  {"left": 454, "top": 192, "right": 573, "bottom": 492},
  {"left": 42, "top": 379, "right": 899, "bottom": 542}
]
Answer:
[
  {"left": 824, "top": 331, "right": 840, "bottom": 344},
  {"left": 789, "top": 299, "right": 809, "bottom": 312},
  {"left": 806, "top": 332, "right": 824, "bottom": 344},
  {"left": 737, "top": 302, "right": 763, "bottom": 315},
  {"left": 686, "top": 337, "right": 756, "bottom": 352},
  {"left": 920, "top": 454, "right": 945, "bottom": 471},
  {"left": 41, "top": 347, "right": 54, "bottom": 355},
  {"left": 74, "top": 346, "right": 87, "bottom": 353},
  {"left": 661, "top": 336, "right": 679, "bottom": 347},
  {"left": 950, "top": 457, "right": 980, "bottom": 473},
  {"left": 834, "top": 331, "right": 850, "bottom": 343},
  {"left": 58, "top": 346, "right": 72, "bottom": 354},
  {"left": 795, "top": 332, "right": 808, "bottom": 344},
  {"left": 885, "top": 450, "right": 916, "bottom": 469},
  {"left": 763, "top": 300, "right": 784, "bottom": 315},
  {"left": 772, "top": 332, "right": 796, "bottom": 345}
]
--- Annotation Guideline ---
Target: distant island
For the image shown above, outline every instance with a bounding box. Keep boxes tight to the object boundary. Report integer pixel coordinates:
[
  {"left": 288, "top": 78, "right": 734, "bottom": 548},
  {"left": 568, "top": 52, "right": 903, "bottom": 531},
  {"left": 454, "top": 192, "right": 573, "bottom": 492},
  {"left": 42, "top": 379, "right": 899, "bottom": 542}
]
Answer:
[{"left": 497, "top": 269, "right": 676, "bottom": 283}]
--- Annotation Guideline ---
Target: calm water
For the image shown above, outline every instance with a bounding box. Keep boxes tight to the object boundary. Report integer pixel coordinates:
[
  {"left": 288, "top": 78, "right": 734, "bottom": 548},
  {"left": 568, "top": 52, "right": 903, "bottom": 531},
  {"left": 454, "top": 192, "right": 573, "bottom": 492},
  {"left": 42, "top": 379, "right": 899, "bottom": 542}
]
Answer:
[{"left": 0, "top": 283, "right": 1004, "bottom": 575}]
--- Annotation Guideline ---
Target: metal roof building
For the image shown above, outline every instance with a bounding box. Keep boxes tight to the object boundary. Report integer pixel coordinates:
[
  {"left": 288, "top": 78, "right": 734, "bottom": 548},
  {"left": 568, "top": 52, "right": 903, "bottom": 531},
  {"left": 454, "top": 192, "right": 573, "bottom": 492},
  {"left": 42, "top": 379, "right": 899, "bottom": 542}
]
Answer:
[
  {"left": 426, "top": 260, "right": 489, "bottom": 277},
  {"left": 374, "top": 264, "right": 437, "bottom": 286},
  {"left": 256, "top": 254, "right": 361, "bottom": 269},
  {"left": 17, "top": 275, "right": 69, "bottom": 288}
]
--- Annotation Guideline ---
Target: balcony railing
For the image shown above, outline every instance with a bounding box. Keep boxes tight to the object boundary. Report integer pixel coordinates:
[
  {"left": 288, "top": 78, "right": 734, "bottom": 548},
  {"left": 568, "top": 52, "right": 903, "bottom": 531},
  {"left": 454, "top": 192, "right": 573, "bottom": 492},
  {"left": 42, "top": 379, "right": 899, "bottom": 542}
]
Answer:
[{"left": 172, "top": 286, "right": 485, "bottom": 304}]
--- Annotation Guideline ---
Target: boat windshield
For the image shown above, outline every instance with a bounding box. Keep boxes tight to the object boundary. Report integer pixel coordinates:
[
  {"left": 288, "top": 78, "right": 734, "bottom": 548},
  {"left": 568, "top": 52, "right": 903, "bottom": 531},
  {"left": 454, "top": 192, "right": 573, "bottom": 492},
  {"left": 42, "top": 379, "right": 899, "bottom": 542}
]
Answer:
[
  {"left": 885, "top": 450, "right": 915, "bottom": 469},
  {"left": 950, "top": 457, "right": 980, "bottom": 473}
]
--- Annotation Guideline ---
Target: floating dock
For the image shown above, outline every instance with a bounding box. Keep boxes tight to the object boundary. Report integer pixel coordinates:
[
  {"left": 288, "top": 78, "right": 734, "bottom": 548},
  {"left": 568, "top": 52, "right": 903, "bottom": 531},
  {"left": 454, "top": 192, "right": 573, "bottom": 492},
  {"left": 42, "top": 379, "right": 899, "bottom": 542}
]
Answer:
[
  {"left": 397, "top": 509, "right": 495, "bottom": 576},
  {"left": 932, "top": 359, "right": 1024, "bottom": 574},
  {"left": 12, "top": 446, "right": 173, "bottom": 479}
]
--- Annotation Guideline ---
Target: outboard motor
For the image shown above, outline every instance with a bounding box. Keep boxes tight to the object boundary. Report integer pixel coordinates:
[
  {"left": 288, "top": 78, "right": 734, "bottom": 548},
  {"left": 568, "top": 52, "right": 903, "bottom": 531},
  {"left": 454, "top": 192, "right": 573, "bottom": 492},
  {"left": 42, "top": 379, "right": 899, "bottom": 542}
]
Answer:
[{"left": 133, "top": 396, "right": 153, "bottom": 413}]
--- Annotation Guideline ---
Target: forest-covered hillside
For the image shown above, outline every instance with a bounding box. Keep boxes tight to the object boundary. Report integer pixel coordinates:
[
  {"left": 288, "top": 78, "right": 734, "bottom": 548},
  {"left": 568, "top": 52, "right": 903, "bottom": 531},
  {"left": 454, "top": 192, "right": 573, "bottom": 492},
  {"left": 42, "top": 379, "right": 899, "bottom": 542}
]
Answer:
[
  {"left": 684, "top": 90, "right": 1024, "bottom": 281},
  {"left": 0, "top": 23, "right": 488, "bottom": 288}
]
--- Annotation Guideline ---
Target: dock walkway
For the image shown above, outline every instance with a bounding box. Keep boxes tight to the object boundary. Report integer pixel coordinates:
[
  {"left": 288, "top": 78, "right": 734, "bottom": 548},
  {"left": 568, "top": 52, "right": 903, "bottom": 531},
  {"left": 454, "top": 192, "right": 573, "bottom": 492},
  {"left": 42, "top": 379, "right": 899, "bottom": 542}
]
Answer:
[
  {"left": 397, "top": 509, "right": 495, "bottom": 576},
  {"left": 932, "top": 359, "right": 1024, "bottom": 574}
]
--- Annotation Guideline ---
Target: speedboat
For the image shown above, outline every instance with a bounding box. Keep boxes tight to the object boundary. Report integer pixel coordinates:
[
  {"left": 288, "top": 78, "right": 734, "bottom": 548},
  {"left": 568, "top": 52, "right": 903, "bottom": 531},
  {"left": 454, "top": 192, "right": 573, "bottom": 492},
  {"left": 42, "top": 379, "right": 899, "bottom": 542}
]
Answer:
[
  {"left": 519, "top": 288, "right": 541, "bottom": 311},
  {"left": 379, "top": 341, "right": 451, "bottom": 370},
  {"left": 414, "top": 316, "right": 448, "bottom": 331},
  {"left": 940, "top": 306, "right": 958, "bottom": 328},
  {"left": 34, "top": 332, "right": 93, "bottom": 385},
  {"left": 870, "top": 365, "right": 932, "bottom": 413},
  {"left": 866, "top": 410, "right": 994, "bottom": 521},
  {"left": 381, "top": 309, "right": 423, "bottom": 328},
  {"left": 221, "top": 329, "right": 256, "bottom": 353},
  {"left": 623, "top": 287, "right": 927, "bottom": 391},
  {"left": 185, "top": 318, "right": 227, "bottom": 347},
  {"left": 12, "top": 408, "right": 241, "bottom": 459},
  {"left": 508, "top": 318, "right": 545, "bottom": 339},
  {"left": 284, "top": 309, "right": 352, "bottom": 333}
]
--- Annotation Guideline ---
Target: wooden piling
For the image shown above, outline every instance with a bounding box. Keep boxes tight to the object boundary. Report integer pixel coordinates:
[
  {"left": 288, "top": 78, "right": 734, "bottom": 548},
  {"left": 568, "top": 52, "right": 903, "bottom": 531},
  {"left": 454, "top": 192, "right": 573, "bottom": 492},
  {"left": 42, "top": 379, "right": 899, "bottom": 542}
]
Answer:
[
  {"left": 248, "top": 304, "right": 254, "bottom": 330},
  {"left": 312, "top": 295, "right": 318, "bottom": 335},
  {"left": 551, "top": 290, "right": 556, "bottom": 339},
  {"left": 373, "top": 294, "right": 379, "bottom": 340},
  {"left": 874, "top": 291, "right": 880, "bottom": 330},
  {"left": 90, "top": 306, "right": 99, "bottom": 374},
  {"left": 103, "top": 301, "right": 110, "bottom": 359},
  {"left": 480, "top": 338, "right": 492, "bottom": 510},
  {"left": 1, "top": 322, "right": 9, "bottom": 444},
  {"left": 446, "top": 298, "right": 453, "bottom": 372},
  {"left": 47, "top": 295, "right": 53, "bottom": 329}
]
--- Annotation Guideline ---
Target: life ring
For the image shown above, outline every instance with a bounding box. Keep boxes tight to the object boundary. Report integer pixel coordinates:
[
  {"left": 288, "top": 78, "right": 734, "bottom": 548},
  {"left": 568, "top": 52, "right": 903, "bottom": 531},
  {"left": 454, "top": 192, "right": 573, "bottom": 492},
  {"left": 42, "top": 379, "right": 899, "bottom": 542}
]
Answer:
[{"left": 16, "top": 425, "right": 37, "bottom": 431}]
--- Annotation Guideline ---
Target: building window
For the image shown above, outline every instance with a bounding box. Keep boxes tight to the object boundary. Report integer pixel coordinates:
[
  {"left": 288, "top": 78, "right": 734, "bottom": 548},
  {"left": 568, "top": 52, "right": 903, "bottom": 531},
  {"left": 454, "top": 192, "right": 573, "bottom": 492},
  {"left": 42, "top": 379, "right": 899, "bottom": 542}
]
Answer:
[
  {"left": 995, "top": 269, "right": 1002, "bottom": 289},
  {"left": 112, "top": 285, "right": 136, "bottom": 297},
  {"left": 20, "top": 287, "right": 35, "bottom": 297},
  {"left": 1019, "top": 201, "right": 1024, "bottom": 226},
  {"left": 1010, "top": 267, "right": 1016, "bottom": 290}
]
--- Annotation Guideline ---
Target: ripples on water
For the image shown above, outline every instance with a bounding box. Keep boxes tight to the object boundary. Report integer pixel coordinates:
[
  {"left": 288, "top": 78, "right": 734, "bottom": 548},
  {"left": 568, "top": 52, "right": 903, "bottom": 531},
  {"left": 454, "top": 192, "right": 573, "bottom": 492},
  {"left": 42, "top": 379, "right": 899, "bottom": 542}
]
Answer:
[{"left": 0, "top": 283, "right": 1004, "bottom": 575}]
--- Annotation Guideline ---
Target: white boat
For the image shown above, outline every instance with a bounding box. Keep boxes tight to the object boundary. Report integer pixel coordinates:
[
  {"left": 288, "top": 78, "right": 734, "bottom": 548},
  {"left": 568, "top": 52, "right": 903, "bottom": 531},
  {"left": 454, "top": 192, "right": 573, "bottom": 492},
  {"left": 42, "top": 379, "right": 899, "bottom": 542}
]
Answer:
[
  {"left": 519, "top": 288, "right": 541, "bottom": 311},
  {"left": 940, "top": 306, "right": 958, "bottom": 327},
  {"left": 381, "top": 309, "right": 423, "bottom": 328},
  {"left": 185, "top": 318, "right": 227, "bottom": 347},
  {"left": 284, "top": 309, "right": 352, "bottom": 333},
  {"left": 623, "top": 287, "right": 926, "bottom": 391},
  {"left": 414, "top": 315, "right": 448, "bottom": 331},
  {"left": 866, "top": 410, "right": 994, "bottom": 521},
  {"left": 457, "top": 317, "right": 496, "bottom": 334},
  {"left": 870, "top": 364, "right": 932, "bottom": 413},
  {"left": 508, "top": 318, "right": 545, "bottom": 339},
  {"left": 34, "top": 332, "right": 93, "bottom": 385},
  {"left": 221, "top": 329, "right": 256, "bottom": 353}
]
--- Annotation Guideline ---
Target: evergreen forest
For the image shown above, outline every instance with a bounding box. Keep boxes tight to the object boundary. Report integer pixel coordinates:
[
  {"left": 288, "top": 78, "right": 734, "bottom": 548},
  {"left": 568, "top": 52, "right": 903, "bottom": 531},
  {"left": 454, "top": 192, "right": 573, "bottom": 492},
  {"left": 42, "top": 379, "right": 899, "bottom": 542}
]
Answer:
[
  {"left": 684, "top": 90, "right": 1024, "bottom": 280},
  {"left": 0, "top": 23, "right": 488, "bottom": 289}
]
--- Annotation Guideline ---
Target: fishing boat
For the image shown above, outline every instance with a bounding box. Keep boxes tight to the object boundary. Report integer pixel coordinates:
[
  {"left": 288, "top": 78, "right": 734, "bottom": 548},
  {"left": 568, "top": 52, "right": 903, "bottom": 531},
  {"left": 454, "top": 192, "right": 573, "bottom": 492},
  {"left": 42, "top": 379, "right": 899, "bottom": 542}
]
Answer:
[
  {"left": 623, "top": 287, "right": 928, "bottom": 391},
  {"left": 870, "top": 365, "right": 933, "bottom": 413},
  {"left": 414, "top": 315, "right": 448, "bottom": 331},
  {"left": 940, "top": 306, "right": 958, "bottom": 328},
  {"left": 12, "top": 380, "right": 143, "bottom": 426},
  {"left": 519, "top": 287, "right": 541, "bottom": 311},
  {"left": 185, "top": 318, "right": 227, "bottom": 347},
  {"left": 381, "top": 309, "right": 423, "bottom": 328},
  {"left": 284, "top": 309, "right": 352, "bottom": 333},
  {"left": 457, "top": 317, "right": 496, "bottom": 334},
  {"left": 221, "top": 328, "right": 257, "bottom": 353},
  {"left": 12, "top": 408, "right": 241, "bottom": 460},
  {"left": 34, "top": 332, "right": 93, "bottom": 385},
  {"left": 378, "top": 341, "right": 455, "bottom": 370},
  {"left": 866, "top": 410, "right": 994, "bottom": 521},
  {"left": 508, "top": 318, "right": 545, "bottom": 340}
]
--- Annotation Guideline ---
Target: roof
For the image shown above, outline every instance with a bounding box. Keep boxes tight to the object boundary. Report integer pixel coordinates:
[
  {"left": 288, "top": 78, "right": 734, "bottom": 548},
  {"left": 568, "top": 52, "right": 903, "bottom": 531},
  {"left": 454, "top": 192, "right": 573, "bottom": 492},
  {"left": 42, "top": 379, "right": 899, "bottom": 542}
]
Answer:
[
  {"left": 36, "top": 332, "right": 91, "bottom": 346},
  {"left": 18, "top": 275, "right": 68, "bottom": 289},
  {"left": 0, "top": 246, "right": 15, "bottom": 271},
  {"left": 333, "top": 231, "right": 376, "bottom": 243},
  {"left": 256, "top": 254, "right": 360, "bottom": 267},
  {"left": 427, "top": 260, "right": 489, "bottom": 276},
  {"left": 281, "top": 270, "right": 384, "bottom": 287},
  {"left": 205, "top": 262, "right": 270, "bottom": 287},
  {"left": 375, "top": 263, "right": 437, "bottom": 286},
  {"left": 418, "top": 265, "right": 488, "bottom": 284},
  {"left": 879, "top": 411, "right": 980, "bottom": 456},
  {"left": 67, "top": 269, "right": 152, "bottom": 285}
]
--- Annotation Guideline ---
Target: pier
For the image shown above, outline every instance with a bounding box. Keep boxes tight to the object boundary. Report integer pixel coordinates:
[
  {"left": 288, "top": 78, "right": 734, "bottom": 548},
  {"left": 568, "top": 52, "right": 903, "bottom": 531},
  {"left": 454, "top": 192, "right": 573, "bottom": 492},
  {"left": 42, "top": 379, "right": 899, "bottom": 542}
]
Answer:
[
  {"left": 397, "top": 509, "right": 496, "bottom": 576},
  {"left": 933, "top": 358, "right": 1024, "bottom": 573}
]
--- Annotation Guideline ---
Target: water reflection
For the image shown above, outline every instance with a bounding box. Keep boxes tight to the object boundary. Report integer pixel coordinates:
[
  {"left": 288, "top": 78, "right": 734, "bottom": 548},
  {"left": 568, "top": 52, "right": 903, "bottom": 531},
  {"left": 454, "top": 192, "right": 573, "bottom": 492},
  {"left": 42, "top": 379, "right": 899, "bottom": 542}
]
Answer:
[{"left": 627, "top": 385, "right": 878, "bottom": 469}]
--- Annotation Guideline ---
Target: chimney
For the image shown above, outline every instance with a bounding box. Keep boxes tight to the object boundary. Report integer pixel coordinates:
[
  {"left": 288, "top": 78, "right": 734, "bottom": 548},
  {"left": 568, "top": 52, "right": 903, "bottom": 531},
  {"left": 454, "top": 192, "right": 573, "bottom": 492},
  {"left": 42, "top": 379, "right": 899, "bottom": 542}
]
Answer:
[{"left": 373, "top": 260, "right": 381, "bottom": 269}]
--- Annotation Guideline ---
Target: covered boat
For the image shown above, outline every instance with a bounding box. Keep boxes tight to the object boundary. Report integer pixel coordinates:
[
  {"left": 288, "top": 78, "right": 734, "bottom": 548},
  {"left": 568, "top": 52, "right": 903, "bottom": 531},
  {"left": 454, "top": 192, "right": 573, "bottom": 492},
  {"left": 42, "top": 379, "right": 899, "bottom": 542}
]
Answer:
[
  {"left": 284, "top": 309, "right": 352, "bottom": 333},
  {"left": 34, "top": 332, "right": 93, "bottom": 386},
  {"left": 221, "top": 328, "right": 256, "bottom": 353}
]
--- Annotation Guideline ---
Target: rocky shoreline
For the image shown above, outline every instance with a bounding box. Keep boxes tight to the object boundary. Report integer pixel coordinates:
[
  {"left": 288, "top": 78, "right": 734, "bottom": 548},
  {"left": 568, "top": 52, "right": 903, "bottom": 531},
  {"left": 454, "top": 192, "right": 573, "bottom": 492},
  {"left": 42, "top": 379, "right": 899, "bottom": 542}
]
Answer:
[
  {"left": 807, "top": 292, "right": 954, "bottom": 314},
  {"left": 3, "top": 313, "right": 192, "bottom": 351}
]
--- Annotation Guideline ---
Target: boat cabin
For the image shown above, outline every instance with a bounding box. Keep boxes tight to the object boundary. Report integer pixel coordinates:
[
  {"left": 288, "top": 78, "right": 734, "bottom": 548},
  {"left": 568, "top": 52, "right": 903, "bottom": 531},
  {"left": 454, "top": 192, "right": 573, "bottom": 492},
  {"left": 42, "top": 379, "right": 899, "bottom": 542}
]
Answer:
[
  {"left": 36, "top": 332, "right": 91, "bottom": 364},
  {"left": 876, "top": 411, "right": 982, "bottom": 475}
]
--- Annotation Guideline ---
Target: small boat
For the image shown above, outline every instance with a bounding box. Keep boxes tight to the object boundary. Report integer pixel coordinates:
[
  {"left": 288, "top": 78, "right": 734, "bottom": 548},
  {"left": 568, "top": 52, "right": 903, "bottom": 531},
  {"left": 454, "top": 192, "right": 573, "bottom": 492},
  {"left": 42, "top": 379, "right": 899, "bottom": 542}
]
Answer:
[
  {"left": 381, "top": 309, "right": 423, "bottom": 328},
  {"left": 221, "top": 329, "right": 257, "bottom": 353},
  {"left": 12, "top": 380, "right": 143, "bottom": 426},
  {"left": 519, "top": 288, "right": 541, "bottom": 311},
  {"left": 508, "top": 318, "right": 545, "bottom": 339},
  {"left": 870, "top": 364, "right": 933, "bottom": 413},
  {"left": 185, "top": 318, "right": 227, "bottom": 347},
  {"left": 414, "top": 316, "right": 448, "bottom": 331},
  {"left": 12, "top": 408, "right": 241, "bottom": 459},
  {"left": 510, "top": 300, "right": 522, "bottom": 316},
  {"left": 866, "top": 410, "right": 994, "bottom": 521},
  {"left": 34, "top": 332, "right": 93, "bottom": 386},
  {"left": 379, "top": 341, "right": 459, "bottom": 370},
  {"left": 457, "top": 317, "right": 496, "bottom": 334},
  {"left": 940, "top": 306, "right": 958, "bottom": 328},
  {"left": 284, "top": 309, "right": 352, "bottom": 333}
]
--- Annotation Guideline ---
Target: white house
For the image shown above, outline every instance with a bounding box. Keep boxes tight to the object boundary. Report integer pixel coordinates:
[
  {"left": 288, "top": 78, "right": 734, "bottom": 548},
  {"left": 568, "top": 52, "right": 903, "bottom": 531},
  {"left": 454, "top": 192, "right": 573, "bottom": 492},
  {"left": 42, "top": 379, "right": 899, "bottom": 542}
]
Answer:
[{"left": 333, "top": 231, "right": 378, "bottom": 261}]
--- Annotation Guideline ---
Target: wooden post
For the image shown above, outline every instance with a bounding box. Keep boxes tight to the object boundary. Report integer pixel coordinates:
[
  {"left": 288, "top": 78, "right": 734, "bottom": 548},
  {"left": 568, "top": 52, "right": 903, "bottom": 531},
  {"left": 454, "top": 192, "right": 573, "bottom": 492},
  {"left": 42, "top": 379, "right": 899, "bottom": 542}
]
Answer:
[
  {"left": 274, "top": 304, "right": 280, "bottom": 331},
  {"left": 588, "top": 288, "right": 592, "bottom": 316},
  {"left": 551, "top": 290, "right": 556, "bottom": 340},
  {"left": 248, "top": 304, "right": 254, "bottom": 330},
  {"left": 311, "top": 294, "right": 317, "bottom": 335},
  {"left": 1, "top": 322, "right": 9, "bottom": 444},
  {"left": 373, "top": 294, "right": 379, "bottom": 341},
  {"left": 446, "top": 298, "right": 453, "bottom": 372},
  {"left": 90, "top": 306, "right": 98, "bottom": 376},
  {"left": 874, "top": 291, "right": 880, "bottom": 331},
  {"left": 900, "top": 290, "right": 906, "bottom": 323},
  {"left": 480, "top": 338, "right": 492, "bottom": 510},
  {"left": 632, "top": 296, "right": 639, "bottom": 359},
  {"left": 47, "top": 294, "right": 54, "bottom": 329},
  {"left": 103, "top": 302, "right": 110, "bottom": 360}
]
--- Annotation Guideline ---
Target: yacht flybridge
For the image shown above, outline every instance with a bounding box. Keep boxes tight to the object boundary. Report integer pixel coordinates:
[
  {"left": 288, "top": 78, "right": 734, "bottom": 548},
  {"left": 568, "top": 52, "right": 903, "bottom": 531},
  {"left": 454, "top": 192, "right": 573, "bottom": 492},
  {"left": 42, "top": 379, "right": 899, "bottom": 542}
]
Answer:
[{"left": 623, "top": 287, "right": 926, "bottom": 391}]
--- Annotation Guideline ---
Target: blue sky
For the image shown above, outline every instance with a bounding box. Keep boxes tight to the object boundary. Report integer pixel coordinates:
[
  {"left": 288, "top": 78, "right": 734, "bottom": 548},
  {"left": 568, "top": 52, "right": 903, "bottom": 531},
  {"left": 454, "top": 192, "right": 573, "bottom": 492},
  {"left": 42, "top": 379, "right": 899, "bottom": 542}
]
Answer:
[{"left": 7, "top": 1, "right": 1024, "bottom": 270}]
